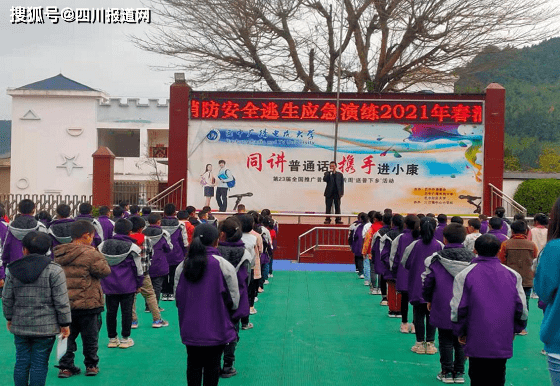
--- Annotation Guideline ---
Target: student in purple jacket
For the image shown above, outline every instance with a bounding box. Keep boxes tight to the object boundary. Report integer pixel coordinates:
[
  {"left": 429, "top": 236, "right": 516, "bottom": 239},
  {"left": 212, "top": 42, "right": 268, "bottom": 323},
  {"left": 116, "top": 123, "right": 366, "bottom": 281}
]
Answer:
[
  {"left": 0, "top": 205, "right": 9, "bottom": 289},
  {"left": 435, "top": 214, "right": 447, "bottom": 243},
  {"left": 478, "top": 214, "right": 489, "bottom": 234},
  {"left": 1, "top": 199, "right": 47, "bottom": 278},
  {"left": 372, "top": 211, "right": 392, "bottom": 304},
  {"left": 143, "top": 213, "right": 173, "bottom": 308},
  {"left": 174, "top": 224, "right": 239, "bottom": 386},
  {"left": 98, "top": 219, "right": 143, "bottom": 349},
  {"left": 402, "top": 217, "right": 444, "bottom": 355},
  {"left": 495, "top": 206, "right": 512, "bottom": 237},
  {"left": 488, "top": 217, "right": 510, "bottom": 244},
  {"left": 161, "top": 203, "right": 189, "bottom": 301},
  {"left": 349, "top": 212, "right": 367, "bottom": 278},
  {"left": 217, "top": 217, "right": 251, "bottom": 378},
  {"left": 119, "top": 201, "right": 131, "bottom": 219},
  {"left": 97, "top": 206, "right": 114, "bottom": 241},
  {"left": 380, "top": 214, "right": 404, "bottom": 317},
  {"left": 75, "top": 203, "right": 103, "bottom": 247},
  {"left": 422, "top": 223, "right": 474, "bottom": 384},
  {"left": 129, "top": 205, "right": 140, "bottom": 218},
  {"left": 48, "top": 204, "right": 75, "bottom": 248},
  {"left": 389, "top": 214, "right": 419, "bottom": 334},
  {"left": 451, "top": 234, "right": 528, "bottom": 386}
]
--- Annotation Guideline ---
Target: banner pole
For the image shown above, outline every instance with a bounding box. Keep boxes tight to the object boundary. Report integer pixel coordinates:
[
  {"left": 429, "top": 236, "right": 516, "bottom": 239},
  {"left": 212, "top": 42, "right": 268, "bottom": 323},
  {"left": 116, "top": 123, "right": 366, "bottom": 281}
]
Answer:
[{"left": 333, "top": 0, "right": 344, "bottom": 164}]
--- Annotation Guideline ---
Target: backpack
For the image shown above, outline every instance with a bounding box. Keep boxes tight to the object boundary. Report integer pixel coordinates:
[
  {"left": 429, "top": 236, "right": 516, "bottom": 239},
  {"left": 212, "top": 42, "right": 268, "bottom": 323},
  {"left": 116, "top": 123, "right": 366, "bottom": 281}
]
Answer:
[{"left": 218, "top": 169, "right": 236, "bottom": 188}]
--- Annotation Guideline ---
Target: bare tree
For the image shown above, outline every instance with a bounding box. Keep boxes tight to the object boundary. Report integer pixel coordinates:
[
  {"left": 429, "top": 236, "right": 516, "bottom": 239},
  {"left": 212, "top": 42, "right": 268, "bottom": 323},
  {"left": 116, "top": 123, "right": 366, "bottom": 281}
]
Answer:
[{"left": 134, "top": 0, "right": 559, "bottom": 93}]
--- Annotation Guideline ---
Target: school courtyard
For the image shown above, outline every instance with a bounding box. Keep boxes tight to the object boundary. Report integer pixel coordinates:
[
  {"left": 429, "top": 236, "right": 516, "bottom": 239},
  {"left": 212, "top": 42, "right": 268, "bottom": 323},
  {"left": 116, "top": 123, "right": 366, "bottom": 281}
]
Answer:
[{"left": 0, "top": 262, "right": 548, "bottom": 386}]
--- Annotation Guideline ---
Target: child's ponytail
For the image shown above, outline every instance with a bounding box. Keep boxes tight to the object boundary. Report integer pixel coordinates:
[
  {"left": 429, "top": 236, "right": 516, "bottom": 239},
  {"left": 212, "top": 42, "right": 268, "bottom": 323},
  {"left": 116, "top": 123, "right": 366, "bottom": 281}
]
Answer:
[
  {"left": 420, "top": 216, "right": 436, "bottom": 244},
  {"left": 184, "top": 224, "right": 219, "bottom": 282}
]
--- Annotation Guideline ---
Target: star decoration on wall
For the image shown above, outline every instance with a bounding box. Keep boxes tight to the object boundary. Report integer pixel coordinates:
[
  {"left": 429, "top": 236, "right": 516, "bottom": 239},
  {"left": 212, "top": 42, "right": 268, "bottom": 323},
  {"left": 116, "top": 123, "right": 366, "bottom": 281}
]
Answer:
[{"left": 57, "top": 154, "right": 83, "bottom": 176}]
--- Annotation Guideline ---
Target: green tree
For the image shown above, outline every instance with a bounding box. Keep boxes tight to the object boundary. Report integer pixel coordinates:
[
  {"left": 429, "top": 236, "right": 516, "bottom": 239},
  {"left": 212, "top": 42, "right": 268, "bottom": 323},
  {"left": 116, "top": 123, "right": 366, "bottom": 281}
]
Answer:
[{"left": 539, "top": 148, "right": 560, "bottom": 172}]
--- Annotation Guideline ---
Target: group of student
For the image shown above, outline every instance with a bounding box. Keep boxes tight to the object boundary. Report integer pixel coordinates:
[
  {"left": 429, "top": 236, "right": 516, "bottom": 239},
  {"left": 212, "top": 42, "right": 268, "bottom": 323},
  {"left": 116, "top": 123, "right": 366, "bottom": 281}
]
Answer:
[
  {"left": 348, "top": 206, "right": 555, "bottom": 385},
  {"left": 0, "top": 198, "right": 278, "bottom": 386}
]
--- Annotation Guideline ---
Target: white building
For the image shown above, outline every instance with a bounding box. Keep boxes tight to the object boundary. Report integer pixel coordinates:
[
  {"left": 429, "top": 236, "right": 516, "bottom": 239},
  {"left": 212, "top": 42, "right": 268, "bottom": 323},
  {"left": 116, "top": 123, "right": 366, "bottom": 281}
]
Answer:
[{"left": 7, "top": 74, "right": 169, "bottom": 203}]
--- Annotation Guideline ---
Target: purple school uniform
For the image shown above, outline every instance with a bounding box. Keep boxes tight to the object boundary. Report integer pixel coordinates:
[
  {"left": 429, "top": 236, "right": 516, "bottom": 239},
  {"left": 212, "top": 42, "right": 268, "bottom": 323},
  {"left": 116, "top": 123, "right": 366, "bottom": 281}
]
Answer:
[
  {"left": 499, "top": 219, "right": 511, "bottom": 237},
  {"left": 372, "top": 226, "right": 390, "bottom": 276},
  {"left": 161, "top": 216, "right": 188, "bottom": 265},
  {"left": 434, "top": 223, "right": 446, "bottom": 243},
  {"left": 451, "top": 255, "right": 527, "bottom": 358},
  {"left": 402, "top": 238, "right": 444, "bottom": 305},
  {"left": 143, "top": 225, "right": 172, "bottom": 278},
  {"left": 1, "top": 215, "right": 47, "bottom": 275},
  {"left": 488, "top": 229, "right": 509, "bottom": 244},
  {"left": 75, "top": 214, "right": 103, "bottom": 246},
  {"left": 97, "top": 215, "right": 114, "bottom": 241},
  {"left": 421, "top": 244, "right": 473, "bottom": 330},
  {"left": 48, "top": 218, "right": 74, "bottom": 248},
  {"left": 0, "top": 220, "right": 7, "bottom": 279},
  {"left": 379, "top": 227, "right": 402, "bottom": 280},
  {"left": 174, "top": 247, "right": 239, "bottom": 346},
  {"left": 389, "top": 228, "right": 416, "bottom": 292},
  {"left": 99, "top": 234, "right": 144, "bottom": 294},
  {"left": 217, "top": 240, "right": 251, "bottom": 321},
  {"left": 480, "top": 220, "right": 489, "bottom": 234},
  {"left": 350, "top": 222, "right": 366, "bottom": 256}
]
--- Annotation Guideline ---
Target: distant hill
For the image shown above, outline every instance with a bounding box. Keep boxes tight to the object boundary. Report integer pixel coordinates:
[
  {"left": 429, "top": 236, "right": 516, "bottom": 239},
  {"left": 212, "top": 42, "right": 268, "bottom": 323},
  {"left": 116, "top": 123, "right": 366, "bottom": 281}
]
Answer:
[
  {"left": 0, "top": 120, "right": 11, "bottom": 158},
  {"left": 455, "top": 38, "right": 560, "bottom": 169}
]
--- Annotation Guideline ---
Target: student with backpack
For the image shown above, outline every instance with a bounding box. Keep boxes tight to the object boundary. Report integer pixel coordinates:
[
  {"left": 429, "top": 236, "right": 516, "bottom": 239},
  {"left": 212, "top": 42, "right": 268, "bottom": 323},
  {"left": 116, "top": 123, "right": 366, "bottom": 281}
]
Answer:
[
  {"left": 174, "top": 224, "right": 239, "bottom": 386},
  {"left": 452, "top": 234, "right": 528, "bottom": 385},
  {"left": 216, "top": 159, "right": 235, "bottom": 212},
  {"left": 401, "top": 216, "right": 443, "bottom": 355}
]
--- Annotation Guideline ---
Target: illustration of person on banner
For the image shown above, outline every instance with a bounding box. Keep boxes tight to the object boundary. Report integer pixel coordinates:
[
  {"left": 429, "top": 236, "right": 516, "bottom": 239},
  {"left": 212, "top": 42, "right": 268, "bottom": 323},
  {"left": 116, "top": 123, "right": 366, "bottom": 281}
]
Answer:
[
  {"left": 323, "top": 161, "right": 344, "bottom": 224},
  {"left": 200, "top": 164, "right": 216, "bottom": 207},
  {"left": 216, "top": 160, "right": 235, "bottom": 212}
]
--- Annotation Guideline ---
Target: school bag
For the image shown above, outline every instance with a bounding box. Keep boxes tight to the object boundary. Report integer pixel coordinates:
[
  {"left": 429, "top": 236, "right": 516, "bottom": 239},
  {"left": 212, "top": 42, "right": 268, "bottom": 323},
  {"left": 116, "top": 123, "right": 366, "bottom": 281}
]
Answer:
[{"left": 218, "top": 169, "right": 236, "bottom": 188}]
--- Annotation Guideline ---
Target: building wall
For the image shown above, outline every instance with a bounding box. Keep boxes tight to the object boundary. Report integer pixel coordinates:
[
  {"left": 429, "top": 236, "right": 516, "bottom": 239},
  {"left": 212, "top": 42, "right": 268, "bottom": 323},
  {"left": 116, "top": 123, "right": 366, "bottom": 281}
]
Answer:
[{"left": 10, "top": 95, "right": 99, "bottom": 196}]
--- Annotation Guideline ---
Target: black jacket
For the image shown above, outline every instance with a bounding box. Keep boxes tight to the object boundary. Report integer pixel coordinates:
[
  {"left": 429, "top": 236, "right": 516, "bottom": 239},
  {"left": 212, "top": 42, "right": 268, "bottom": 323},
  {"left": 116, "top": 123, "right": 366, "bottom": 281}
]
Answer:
[{"left": 323, "top": 171, "right": 344, "bottom": 197}]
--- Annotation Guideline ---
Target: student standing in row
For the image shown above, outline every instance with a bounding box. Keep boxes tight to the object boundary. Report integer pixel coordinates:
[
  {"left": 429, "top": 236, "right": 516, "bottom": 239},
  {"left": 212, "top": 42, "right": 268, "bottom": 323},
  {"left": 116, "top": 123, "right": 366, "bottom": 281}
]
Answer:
[
  {"left": 402, "top": 217, "right": 443, "bottom": 355},
  {"left": 422, "top": 223, "right": 473, "bottom": 384},
  {"left": 174, "top": 224, "right": 239, "bottom": 386},
  {"left": 452, "top": 234, "right": 528, "bottom": 386},
  {"left": 3, "top": 232, "right": 71, "bottom": 386},
  {"left": 54, "top": 221, "right": 111, "bottom": 377},
  {"left": 161, "top": 204, "right": 188, "bottom": 301}
]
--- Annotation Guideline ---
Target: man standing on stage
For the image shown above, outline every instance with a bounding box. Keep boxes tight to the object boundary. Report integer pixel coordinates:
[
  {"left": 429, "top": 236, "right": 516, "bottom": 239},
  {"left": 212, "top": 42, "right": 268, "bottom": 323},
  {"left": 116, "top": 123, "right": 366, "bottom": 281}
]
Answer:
[{"left": 323, "top": 161, "right": 344, "bottom": 224}]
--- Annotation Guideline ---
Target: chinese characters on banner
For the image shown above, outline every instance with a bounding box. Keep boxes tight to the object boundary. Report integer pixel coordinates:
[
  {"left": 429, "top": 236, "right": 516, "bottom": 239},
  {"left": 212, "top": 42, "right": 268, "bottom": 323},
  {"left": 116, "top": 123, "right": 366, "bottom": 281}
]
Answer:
[{"left": 190, "top": 98, "right": 483, "bottom": 125}]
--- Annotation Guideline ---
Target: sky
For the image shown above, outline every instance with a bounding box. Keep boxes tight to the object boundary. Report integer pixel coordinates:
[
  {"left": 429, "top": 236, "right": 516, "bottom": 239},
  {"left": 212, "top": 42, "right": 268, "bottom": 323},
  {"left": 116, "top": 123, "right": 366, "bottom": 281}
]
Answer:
[{"left": 0, "top": 0, "right": 174, "bottom": 119}]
